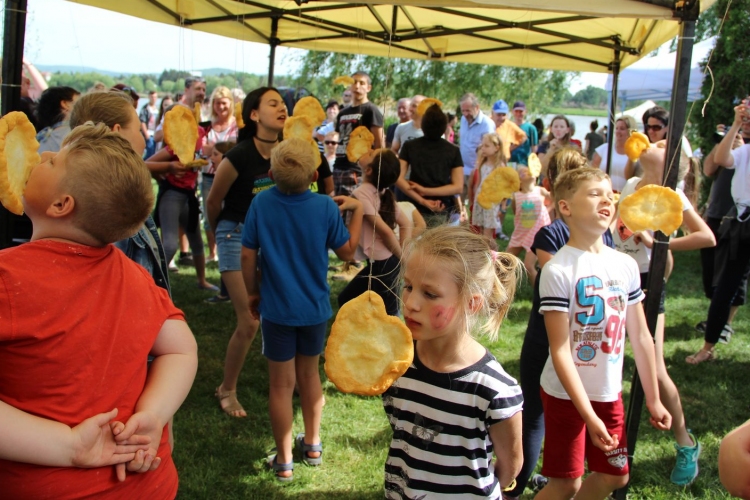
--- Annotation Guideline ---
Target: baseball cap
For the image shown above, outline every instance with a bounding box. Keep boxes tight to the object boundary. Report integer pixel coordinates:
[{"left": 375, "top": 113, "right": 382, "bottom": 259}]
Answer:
[
  {"left": 513, "top": 100, "right": 526, "bottom": 111},
  {"left": 492, "top": 99, "right": 509, "bottom": 114}
]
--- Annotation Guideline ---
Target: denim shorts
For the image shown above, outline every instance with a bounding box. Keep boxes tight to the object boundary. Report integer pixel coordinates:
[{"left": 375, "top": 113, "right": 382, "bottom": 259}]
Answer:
[
  {"left": 261, "top": 318, "right": 327, "bottom": 362},
  {"left": 215, "top": 219, "right": 243, "bottom": 273}
]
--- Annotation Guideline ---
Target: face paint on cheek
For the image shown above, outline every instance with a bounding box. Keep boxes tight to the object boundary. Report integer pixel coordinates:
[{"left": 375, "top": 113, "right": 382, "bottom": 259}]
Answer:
[{"left": 430, "top": 306, "right": 456, "bottom": 330}]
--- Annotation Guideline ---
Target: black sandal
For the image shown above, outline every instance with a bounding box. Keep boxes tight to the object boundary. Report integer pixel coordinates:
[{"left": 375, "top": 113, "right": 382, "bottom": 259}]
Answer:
[{"left": 266, "top": 449, "right": 294, "bottom": 482}]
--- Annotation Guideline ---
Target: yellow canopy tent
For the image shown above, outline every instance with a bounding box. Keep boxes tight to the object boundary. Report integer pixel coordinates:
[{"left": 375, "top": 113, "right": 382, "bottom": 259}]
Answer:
[{"left": 66, "top": 0, "right": 715, "bottom": 74}]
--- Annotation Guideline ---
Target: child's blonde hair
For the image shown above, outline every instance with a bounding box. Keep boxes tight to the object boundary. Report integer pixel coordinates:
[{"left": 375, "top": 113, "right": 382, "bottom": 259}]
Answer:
[
  {"left": 271, "top": 138, "right": 317, "bottom": 193},
  {"left": 476, "top": 132, "right": 507, "bottom": 169},
  {"left": 60, "top": 122, "right": 154, "bottom": 245},
  {"left": 69, "top": 91, "right": 135, "bottom": 130},
  {"left": 553, "top": 167, "right": 610, "bottom": 205},
  {"left": 401, "top": 225, "right": 522, "bottom": 340},
  {"left": 546, "top": 147, "right": 589, "bottom": 195}
]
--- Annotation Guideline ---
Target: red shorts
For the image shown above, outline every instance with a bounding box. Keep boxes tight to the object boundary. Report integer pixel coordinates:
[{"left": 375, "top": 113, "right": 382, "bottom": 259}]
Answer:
[{"left": 541, "top": 390, "right": 629, "bottom": 478}]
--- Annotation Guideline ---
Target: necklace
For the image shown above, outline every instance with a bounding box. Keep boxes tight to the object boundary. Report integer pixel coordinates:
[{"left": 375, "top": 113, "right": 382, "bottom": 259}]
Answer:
[{"left": 255, "top": 136, "right": 278, "bottom": 144}]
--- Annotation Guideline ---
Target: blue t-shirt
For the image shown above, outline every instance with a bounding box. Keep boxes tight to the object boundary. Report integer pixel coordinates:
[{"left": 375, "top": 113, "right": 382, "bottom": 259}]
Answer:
[
  {"left": 241, "top": 187, "right": 350, "bottom": 325},
  {"left": 525, "top": 218, "right": 615, "bottom": 347},
  {"left": 510, "top": 122, "right": 539, "bottom": 165}
]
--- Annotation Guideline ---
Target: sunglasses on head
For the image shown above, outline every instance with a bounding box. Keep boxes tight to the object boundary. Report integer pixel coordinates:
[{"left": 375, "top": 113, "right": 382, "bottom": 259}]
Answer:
[
  {"left": 646, "top": 124, "right": 665, "bottom": 132},
  {"left": 324, "top": 140, "right": 339, "bottom": 145}
]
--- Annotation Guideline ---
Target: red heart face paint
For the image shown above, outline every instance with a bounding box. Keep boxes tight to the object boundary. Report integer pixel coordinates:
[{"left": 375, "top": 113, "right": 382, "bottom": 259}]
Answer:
[{"left": 430, "top": 306, "right": 456, "bottom": 330}]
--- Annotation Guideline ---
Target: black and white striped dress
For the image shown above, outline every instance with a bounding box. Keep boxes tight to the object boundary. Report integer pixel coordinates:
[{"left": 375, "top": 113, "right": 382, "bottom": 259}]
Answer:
[{"left": 382, "top": 349, "right": 523, "bottom": 499}]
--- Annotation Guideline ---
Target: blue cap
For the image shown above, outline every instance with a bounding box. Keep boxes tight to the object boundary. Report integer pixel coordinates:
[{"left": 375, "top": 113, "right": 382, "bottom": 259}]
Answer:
[{"left": 492, "top": 99, "right": 509, "bottom": 114}]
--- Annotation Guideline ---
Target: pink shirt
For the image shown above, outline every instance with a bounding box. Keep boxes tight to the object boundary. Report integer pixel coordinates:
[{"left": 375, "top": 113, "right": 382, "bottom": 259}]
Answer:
[{"left": 352, "top": 183, "right": 402, "bottom": 261}]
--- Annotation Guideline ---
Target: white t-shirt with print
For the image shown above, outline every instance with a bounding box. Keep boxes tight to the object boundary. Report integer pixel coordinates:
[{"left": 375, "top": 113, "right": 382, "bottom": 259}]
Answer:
[
  {"left": 539, "top": 245, "right": 643, "bottom": 403},
  {"left": 730, "top": 144, "right": 750, "bottom": 207},
  {"left": 612, "top": 177, "right": 692, "bottom": 273}
]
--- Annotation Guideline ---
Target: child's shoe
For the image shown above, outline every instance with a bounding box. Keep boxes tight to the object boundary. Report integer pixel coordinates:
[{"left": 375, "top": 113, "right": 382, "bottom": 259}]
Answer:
[
  {"left": 718, "top": 324, "right": 734, "bottom": 344},
  {"left": 671, "top": 433, "right": 700, "bottom": 485},
  {"left": 530, "top": 474, "right": 548, "bottom": 492},
  {"left": 295, "top": 433, "right": 323, "bottom": 466}
]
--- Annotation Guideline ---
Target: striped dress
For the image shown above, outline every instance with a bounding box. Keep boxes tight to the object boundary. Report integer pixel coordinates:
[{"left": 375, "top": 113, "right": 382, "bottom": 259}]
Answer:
[
  {"left": 383, "top": 349, "right": 524, "bottom": 499},
  {"left": 509, "top": 186, "right": 550, "bottom": 251}
]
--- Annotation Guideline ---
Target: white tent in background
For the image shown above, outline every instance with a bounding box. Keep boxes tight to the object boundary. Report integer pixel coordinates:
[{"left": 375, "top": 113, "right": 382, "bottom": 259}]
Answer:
[
  {"left": 606, "top": 37, "right": 715, "bottom": 103},
  {"left": 620, "top": 100, "right": 657, "bottom": 121}
]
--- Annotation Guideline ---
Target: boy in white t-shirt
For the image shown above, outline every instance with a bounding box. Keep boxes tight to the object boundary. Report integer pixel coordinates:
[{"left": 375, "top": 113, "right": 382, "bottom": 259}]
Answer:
[{"left": 536, "top": 167, "right": 671, "bottom": 500}]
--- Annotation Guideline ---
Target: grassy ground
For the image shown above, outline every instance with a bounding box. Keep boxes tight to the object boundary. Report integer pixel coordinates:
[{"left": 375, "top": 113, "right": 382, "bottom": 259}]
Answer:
[
  {"left": 170, "top": 222, "right": 747, "bottom": 499},
  {"left": 546, "top": 107, "right": 609, "bottom": 117}
]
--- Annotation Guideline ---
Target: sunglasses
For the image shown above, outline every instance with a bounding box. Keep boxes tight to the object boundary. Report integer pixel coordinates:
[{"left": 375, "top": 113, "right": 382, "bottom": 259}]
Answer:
[
  {"left": 324, "top": 141, "right": 339, "bottom": 145},
  {"left": 646, "top": 124, "right": 665, "bottom": 132}
]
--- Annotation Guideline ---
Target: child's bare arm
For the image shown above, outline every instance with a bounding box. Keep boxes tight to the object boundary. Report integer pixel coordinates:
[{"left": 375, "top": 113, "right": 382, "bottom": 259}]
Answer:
[
  {"left": 625, "top": 304, "right": 671, "bottom": 430},
  {"left": 0, "top": 403, "right": 148, "bottom": 467},
  {"left": 488, "top": 412, "right": 522, "bottom": 490},
  {"left": 545, "top": 310, "right": 619, "bottom": 451},
  {"left": 411, "top": 168, "right": 463, "bottom": 197},
  {"left": 144, "top": 147, "right": 188, "bottom": 176},
  {"left": 333, "top": 196, "right": 364, "bottom": 261},
  {"left": 719, "top": 419, "right": 750, "bottom": 499},
  {"left": 395, "top": 208, "right": 412, "bottom": 250},
  {"left": 669, "top": 208, "right": 716, "bottom": 251},
  {"left": 241, "top": 247, "right": 260, "bottom": 320},
  {"left": 115, "top": 319, "right": 198, "bottom": 475}
]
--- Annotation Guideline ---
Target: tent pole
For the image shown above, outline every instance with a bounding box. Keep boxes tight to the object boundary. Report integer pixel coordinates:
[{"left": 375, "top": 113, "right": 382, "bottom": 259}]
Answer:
[
  {"left": 613, "top": 4, "right": 698, "bottom": 499},
  {"left": 267, "top": 16, "right": 280, "bottom": 86},
  {"left": 0, "top": 0, "right": 28, "bottom": 250},
  {"left": 605, "top": 50, "right": 620, "bottom": 176}
]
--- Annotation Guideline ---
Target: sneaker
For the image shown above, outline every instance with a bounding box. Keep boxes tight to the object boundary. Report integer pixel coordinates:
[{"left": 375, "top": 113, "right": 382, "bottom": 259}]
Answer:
[
  {"left": 694, "top": 320, "right": 707, "bottom": 333},
  {"left": 671, "top": 433, "right": 700, "bottom": 485},
  {"left": 177, "top": 252, "right": 194, "bottom": 266},
  {"left": 168, "top": 263, "right": 179, "bottom": 273},
  {"left": 718, "top": 324, "right": 734, "bottom": 344},
  {"left": 497, "top": 232, "right": 510, "bottom": 241},
  {"left": 530, "top": 474, "right": 548, "bottom": 492},
  {"left": 204, "top": 294, "right": 230, "bottom": 304}
]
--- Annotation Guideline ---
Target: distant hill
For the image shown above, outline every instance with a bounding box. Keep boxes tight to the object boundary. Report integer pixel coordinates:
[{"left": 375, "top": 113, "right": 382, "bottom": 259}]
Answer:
[{"left": 36, "top": 65, "right": 257, "bottom": 77}]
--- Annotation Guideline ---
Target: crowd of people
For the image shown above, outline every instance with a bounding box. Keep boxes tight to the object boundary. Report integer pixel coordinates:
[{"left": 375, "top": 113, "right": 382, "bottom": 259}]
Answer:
[{"left": 1, "top": 73, "right": 749, "bottom": 499}]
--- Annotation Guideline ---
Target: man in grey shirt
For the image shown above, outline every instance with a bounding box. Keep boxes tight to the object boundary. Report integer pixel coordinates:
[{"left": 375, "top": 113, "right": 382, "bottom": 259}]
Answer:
[{"left": 392, "top": 95, "right": 425, "bottom": 154}]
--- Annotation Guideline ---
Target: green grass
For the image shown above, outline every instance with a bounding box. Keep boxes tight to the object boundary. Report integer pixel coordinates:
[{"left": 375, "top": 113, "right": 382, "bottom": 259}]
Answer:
[{"left": 170, "top": 223, "right": 747, "bottom": 499}]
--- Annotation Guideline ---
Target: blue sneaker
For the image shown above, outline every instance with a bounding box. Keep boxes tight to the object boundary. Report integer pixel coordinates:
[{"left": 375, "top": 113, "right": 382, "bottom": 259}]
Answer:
[{"left": 671, "top": 434, "right": 700, "bottom": 485}]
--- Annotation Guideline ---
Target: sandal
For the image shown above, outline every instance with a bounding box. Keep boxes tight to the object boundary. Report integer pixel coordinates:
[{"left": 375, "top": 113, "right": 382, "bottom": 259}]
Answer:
[
  {"left": 267, "top": 450, "right": 294, "bottom": 482},
  {"left": 295, "top": 433, "right": 323, "bottom": 466},
  {"left": 685, "top": 348, "right": 715, "bottom": 365},
  {"left": 215, "top": 386, "right": 247, "bottom": 418}
]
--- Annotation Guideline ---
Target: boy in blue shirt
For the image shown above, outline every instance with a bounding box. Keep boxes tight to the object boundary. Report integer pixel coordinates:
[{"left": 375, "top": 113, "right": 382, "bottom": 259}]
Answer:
[{"left": 241, "top": 137, "right": 363, "bottom": 482}]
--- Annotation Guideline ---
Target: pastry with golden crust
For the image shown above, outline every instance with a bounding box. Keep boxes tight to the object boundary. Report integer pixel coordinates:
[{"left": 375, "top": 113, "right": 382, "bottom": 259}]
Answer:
[
  {"left": 624, "top": 131, "right": 650, "bottom": 162},
  {"left": 293, "top": 97, "right": 326, "bottom": 128},
  {"left": 0, "top": 112, "right": 40, "bottom": 215},
  {"left": 476, "top": 166, "right": 520, "bottom": 209},
  {"left": 325, "top": 291, "right": 413, "bottom": 396},
  {"left": 346, "top": 126, "right": 374, "bottom": 163},
  {"left": 333, "top": 75, "right": 354, "bottom": 87},
  {"left": 163, "top": 105, "right": 199, "bottom": 166},
  {"left": 619, "top": 184, "right": 683, "bottom": 235},
  {"left": 416, "top": 98, "right": 443, "bottom": 117}
]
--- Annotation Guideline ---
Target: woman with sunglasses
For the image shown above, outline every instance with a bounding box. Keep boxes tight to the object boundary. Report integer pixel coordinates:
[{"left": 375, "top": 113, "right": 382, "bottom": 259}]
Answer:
[
  {"left": 626, "top": 106, "right": 693, "bottom": 179},
  {"left": 323, "top": 131, "right": 339, "bottom": 178}
]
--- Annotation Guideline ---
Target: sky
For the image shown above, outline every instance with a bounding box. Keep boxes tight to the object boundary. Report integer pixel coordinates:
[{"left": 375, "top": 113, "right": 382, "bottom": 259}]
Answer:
[{"left": 17, "top": 0, "right": 610, "bottom": 91}]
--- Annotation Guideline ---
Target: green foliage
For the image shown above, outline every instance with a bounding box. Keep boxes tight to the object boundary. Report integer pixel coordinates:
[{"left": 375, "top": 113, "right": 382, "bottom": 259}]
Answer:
[
  {"left": 158, "top": 69, "right": 193, "bottom": 85},
  {"left": 48, "top": 71, "right": 115, "bottom": 92},
  {"left": 690, "top": 0, "right": 750, "bottom": 157},
  {"left": 292, "top": 52, "right": 572, "bottom": 113},
  {"left": 569, "top": 85, "right": 609, "bottom": 107}
]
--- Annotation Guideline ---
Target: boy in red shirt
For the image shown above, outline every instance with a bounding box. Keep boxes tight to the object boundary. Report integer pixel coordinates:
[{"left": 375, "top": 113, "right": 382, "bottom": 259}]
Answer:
[{"left": 0, "top": 123, "right": 198, "bottom": 499}]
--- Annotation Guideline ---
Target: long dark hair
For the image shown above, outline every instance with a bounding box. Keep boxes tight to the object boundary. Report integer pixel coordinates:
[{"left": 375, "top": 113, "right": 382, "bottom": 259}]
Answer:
[
  {"left": 36, "top": 86, "right": 80, "bottom": 129},
  {"left": 365, "top": 149, "right": 400, "bottom": 229},
  {"left": 237, "top": 86, "right": 279, "bottom": 143}
]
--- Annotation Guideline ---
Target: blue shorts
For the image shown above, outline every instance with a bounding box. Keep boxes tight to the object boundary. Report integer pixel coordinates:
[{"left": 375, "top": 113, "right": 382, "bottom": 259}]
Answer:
[
  {"left": 261, "top": 318, "right": 327, "bottom": 362},
  {"left": 215, "top": 219, "right": 243, "bottom": 273}
]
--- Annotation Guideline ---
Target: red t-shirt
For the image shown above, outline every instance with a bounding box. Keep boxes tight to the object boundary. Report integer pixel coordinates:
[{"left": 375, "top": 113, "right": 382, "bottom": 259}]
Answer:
[
  {"left": 164, "top": 125, "right": 207, "bottom": 190},
  {"left": 0, "top": 240, "right": 185, "bottom": 499}
]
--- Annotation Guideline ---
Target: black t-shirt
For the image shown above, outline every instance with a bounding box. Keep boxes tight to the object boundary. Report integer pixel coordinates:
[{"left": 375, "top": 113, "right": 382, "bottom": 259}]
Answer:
[
  {"left": 220, "top": 139, "right": 274, "bottom": 223},
  {"left": 334, "top": 101, "right": 384, "bottom": 174},
  {"left": 525, "top": 218, "right": 615, "bottom": 347},
  {"left": 585, "top": 132, "right": 605, "bottom": 160},
  {"left": 399, "top": 137, "right": 463, "bottom": 215}
]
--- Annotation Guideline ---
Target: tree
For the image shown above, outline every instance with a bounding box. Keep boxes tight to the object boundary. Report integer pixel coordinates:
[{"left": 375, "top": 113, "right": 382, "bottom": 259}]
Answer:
[
  {"left": 158, "top": 69, "right": 193, "bottom": 85},
  {"left": 690, "top": 0, "right": 750, "bottom": 156},
  {"left": 571, "top": 86, "right": 609, "bottom": 107},
  {"left": 161, "top": 80, "right": 176, "bottom": 93}
]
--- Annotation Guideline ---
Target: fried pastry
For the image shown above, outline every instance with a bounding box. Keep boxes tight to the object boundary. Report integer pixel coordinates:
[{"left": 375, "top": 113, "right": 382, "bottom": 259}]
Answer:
[
  {"left": 163, "top": 105, "right": 199, "bottom": 166},
  {"left": 294, "top": 97, "right": 326, "bottom": 128},
  {"left": 333, "top": 75, "right": 354, "bottom": 87},
  {"left": 619, "top": 184, "right": 683, "bottom": 235},
  {"left": 624, "top": 131, "right": 650, "bottom": 162},
  {"left": 325, "top": 291, "right": 413, "bottom": 396},
  {"left": 346, "top": 126, "right": 374, "bottom": 162},
  {"left": 234, "top": 102, "right": 245, "bottom": 129},
  {"left": 416, "top": 98, "right": 443, "bottom": 117},
  {"left": 283, "top": 115, "right": 315, "bottom": 141},
  {"left": 477, "top": 167, "right": 520, "bottom": 209},
  {"left": 0, "top": 112, "right": 40, "bottom": 215},
  {"left": 527, "top": 153, "right": 542, "bottom": 178},
  {"left": 193, "top": 102, "right": 202, "bottom": 123}
]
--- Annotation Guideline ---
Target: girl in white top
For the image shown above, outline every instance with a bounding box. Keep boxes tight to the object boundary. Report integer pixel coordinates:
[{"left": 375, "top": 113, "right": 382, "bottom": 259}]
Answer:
[
  {"left": 592, "top": 116, "right": 635, "bottom": 192},
  {"left": 612, "top": 141, "right": 714, "bottom": 480},
  {"left": 337, "top": 149, "right": 411, "bottom": 316},
  {"left": 470, "top": 133, "right": 507, "bottom": 239}
]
